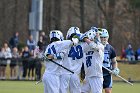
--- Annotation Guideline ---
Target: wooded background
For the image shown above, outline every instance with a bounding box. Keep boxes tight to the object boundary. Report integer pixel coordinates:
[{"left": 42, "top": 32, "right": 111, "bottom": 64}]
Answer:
[{"left": 0, "top": 0, "right": 139, "bottom": 55}]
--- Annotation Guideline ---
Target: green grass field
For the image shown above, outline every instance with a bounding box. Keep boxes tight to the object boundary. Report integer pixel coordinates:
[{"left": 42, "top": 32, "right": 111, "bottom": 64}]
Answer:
[
  {"left": 113, "top": 62, "right": 140, "bottom": 81},
  {"left": 0, "top": 81, "right": 43, "bottom": 93},
  {"left": 112, "top": 82, "right": 140, "bottom": 93},
  {"left": 0, "top": 81, "right": 140, "bottom": 93},
  {"left": 1, "top": 62, "right": 140, "bottom": 93}
]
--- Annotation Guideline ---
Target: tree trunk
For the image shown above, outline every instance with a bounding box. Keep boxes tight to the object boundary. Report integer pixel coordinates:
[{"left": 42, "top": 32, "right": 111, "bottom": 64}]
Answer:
[
  {"left": 80, "top": 0, "right": 85, "bottom": 32},
  {"left": 54, "top": 0, "right": 61, "bottom": 30},
  {"left": 106, "top": 0, "right": 116, "bottom": 43}
]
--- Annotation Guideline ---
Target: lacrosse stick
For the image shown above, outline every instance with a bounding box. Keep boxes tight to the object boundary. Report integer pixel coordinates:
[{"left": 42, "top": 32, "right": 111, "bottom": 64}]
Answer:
[
  {"left": 103, "top": 66, "right": 133, "bottom": 86},
  {"left": 34, "top": 45, "right": 75, "bottom": 85},
  {"left": 35, "top": 80, "right": 42, "bottom": 85},
  {"left": 35, "top": 58, "right": 74, "bottom": 85},
  {"left": 34, "top": 46, "right": 74, "bottom": 74},
  {"left": 48, "top": 59, "right": 74, "bottom": 74}
]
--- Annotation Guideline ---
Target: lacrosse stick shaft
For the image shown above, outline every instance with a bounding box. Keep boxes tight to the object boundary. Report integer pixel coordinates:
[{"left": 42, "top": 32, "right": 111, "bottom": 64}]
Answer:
[
  {"left": 35, "top": 80, "right": 42, "bottom": 85},
  {"left": 35, "top": 59, "right": 74, "bottom": 85},
  {"left": 35, "top": 51, "right": 75, "bottom": 85},
  {"left": 49, "top": 59, "right": 74, "bottom": 74},
  {"left": 103, "top": 66, "right": 133, "bottom": 86}
]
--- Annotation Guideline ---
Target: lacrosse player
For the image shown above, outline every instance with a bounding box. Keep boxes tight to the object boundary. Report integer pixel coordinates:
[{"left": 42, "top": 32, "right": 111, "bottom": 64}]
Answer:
[
  {"left": 42, "top": 30, "right": 78, "bottom": 93},
  {"left": 59, "top": 27, "right": 91, "bottom": 93},
  {"left": 81, "top": 27, "right": 104, "bottom": 93},
  {"left": 100, "top": 28, "right": 120, "bottom": 93}
]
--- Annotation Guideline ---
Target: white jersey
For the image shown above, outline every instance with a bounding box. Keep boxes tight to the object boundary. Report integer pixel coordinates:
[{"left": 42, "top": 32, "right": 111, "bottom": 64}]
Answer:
[
  {"left": 67, "top": 42, "right": 89, "bottom": 74},
  {"left": 60, "top": 42, "right": 90, "bottom": 74},
  {"left": 59, "top": 42, "right": 90, "bottom": 93},
  {"left": 44, "top": 40, "right": 72, "bottom": 75},
  {"left": 84, "top": 42, "right": 104, "bottom": 77}
]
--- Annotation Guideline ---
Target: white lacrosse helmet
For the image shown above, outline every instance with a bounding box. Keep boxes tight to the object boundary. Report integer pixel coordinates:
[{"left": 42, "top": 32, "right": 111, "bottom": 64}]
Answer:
[
  {"left": 97, "top": 28, "right": 103, "bottom": 35},
  {"left": 66, "top": 27, "right": 80, "bottom": 39},
  {"left": 91, "top": 26, "right": 103, "bottom": 34},
  {"left": 49, "top": 30, "right": 64, "bottom": 41},
  {"left": 84, "top": 29, "right": 96, "bottom": 40},
  {"left": 100, "top": 29, "right": 109, "bottom": 37},
  {"left": 90, "top": 26, "right": 98, "bottom": 32}
]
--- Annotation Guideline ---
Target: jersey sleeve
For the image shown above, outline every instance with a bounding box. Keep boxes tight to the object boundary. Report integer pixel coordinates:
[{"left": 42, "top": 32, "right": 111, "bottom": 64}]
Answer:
[
  {"left": 44, "top": 40, "right": 72, "bottom": 56},
  {"left": 44, "top": 44, "right": 51, "bottom": 56},
  {"left": 81, "top": 42, "right": 91, "bottom": 53},
  {"left": 110, "top": 46, "right": 116, "bottom": 59}
]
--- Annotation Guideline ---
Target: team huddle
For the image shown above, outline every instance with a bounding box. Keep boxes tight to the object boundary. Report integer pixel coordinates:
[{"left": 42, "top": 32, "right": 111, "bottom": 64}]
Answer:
[{"left": 42, "top": 27, "right": 120, "bottom": 93}]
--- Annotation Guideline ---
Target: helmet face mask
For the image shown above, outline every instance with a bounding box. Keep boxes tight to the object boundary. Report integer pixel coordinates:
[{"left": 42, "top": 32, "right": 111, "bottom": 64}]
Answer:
[
  {"left": 66, "top": 27, "right": 80, "bottom": 40},
  {"left": 100, "top": 28, "right": 109, "bottom": 45},
  {"left": 100, "top": 37, "right": 109, "bottom": 45},
  {"left": 49, "top": 30, "right": 64, "bottom": 42}
]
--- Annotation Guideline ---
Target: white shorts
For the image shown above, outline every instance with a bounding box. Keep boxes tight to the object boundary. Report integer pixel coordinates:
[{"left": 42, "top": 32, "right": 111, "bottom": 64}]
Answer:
[
  {"left": 42, "top": 73, "right": 60, "bottom": 93},
  {"left": 69, "top": 74, "right": 81, "bottom": 93},
  {"left": 60, "top": 74, "right": 71, "bottom": 93},
  {"left": 81, "top": 76, "right": 103, "bottom": 93}
]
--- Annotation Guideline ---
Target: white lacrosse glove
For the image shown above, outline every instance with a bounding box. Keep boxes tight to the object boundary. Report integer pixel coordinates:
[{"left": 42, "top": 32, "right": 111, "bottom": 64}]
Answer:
[
  {"left": 112, "top": 68, "right": 120, "bottom": 76},
  {"left": 72, "top": 38, "right": 79, "bottom": 45},
  {"left": 53, "top": 52, "right": 65, "bottom": 60}
]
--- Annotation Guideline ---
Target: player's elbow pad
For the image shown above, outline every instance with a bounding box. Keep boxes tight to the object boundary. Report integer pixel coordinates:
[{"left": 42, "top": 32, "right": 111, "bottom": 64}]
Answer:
[{"left": 53, "top": 52, "right": 65, "bottom": 60}]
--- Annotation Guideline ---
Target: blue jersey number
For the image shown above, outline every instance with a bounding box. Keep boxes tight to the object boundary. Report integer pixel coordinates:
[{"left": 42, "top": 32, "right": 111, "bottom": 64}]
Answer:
[
  {"left": 86, "top": 56, "right": 92, "bottom": 67},
  {"left": 48, "top": 45, "right": 56, "bottom": 54},
  {"left": 68, "top": 45, "right": 83, "bottom": 60}
]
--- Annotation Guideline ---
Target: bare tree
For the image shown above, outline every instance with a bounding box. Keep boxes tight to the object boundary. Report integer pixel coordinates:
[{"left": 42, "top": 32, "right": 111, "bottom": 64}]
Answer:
[
  {"left": 129, "top": 0, "right": 140, "bottom": 47},
  {"left": 54, "top": 0, "right": 61, "bottom": 30},
  {"left": 80, "top": 0, "right": 85, "bottom": 32},
  {"left": 98, "top": 0, "right": 116, "bottom": 43}
]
